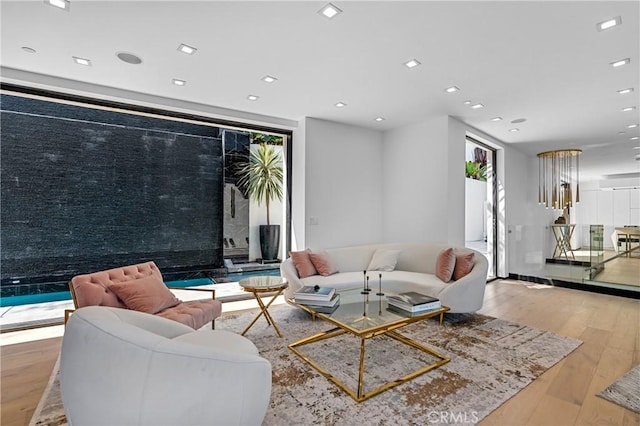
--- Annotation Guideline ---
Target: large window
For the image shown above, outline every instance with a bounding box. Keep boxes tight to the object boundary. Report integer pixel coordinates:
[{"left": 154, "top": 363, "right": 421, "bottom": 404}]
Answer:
[{"left": 0, "top": 86, "right": 291, "bottom": 297}]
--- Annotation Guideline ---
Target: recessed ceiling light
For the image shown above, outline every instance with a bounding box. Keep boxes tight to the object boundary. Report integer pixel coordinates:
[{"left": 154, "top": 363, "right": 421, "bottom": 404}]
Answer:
[
  {"left": 261, "top": 75, "right": 278, "bottom": 83},
  {"left": 318, "top": 3, "right": 342, "bottom": 19},
  {"left": 172, "top": 79, "right": 186, "bottom": 86},
  {"left": 617, "top": 88, "right": 634, "bottom": 95},
  {"left": 21, "top": 46, "right": 36, "bottom": 54},
  {"left": 618, "top": 131, "right": 626, "bottom": 135},
  {"left": 247, "top": 95, "right": 259, "bottom": 101},
  {"left": 177, "top": 44, "right": 197, "bottom": 55},
  {"left": 46, "top": 0, "right": 70, "bottom": 10},
  {"left": 511, "top": 118, "right": 527, "bottom": 124},
  {"left": 633, "top": 146, "right": 640, "bottom": 149},
  {"left": 490, "top": 117, "right": 503, "bottom": 121},
  {"left": 444, "top": 86, "right": 459, "bottom": 93},
  {"left": 611, "top": 58, "right": 630, "bottom": 68},
  {"left": 334, "top": 101, "right": 347, "bottom": 108},
  {"left": 597, "top": 16, "right": 622, "bottom": 31},
  {"left": 374, "top": 117, "right": 385, "bottom": 122},
  {"left": 463, "top": 100, "right": 472, "bottom": 105},
  {"left": 72, "top": 56, "right": 91, "bottom": 66},
  {"left": 509, "top": 128, "right": 520, "bottom": 132},
  {"left": 630, "top": 136, "right": 640, "bottom": 140},
  {"left": 403, "top": 59, "right": 421, "bottom": 69},
  {"left": 116, "top": 52, "right": 142, "bottom": 64},
  {"left": 628, "top": 124, "right": 639, "bottom": 128},
  {"left": 622, "top": 106, "right": 636, "bottom": 112},
  {"left": 470, "top": 103, "right": 484, "bottom": 109}
]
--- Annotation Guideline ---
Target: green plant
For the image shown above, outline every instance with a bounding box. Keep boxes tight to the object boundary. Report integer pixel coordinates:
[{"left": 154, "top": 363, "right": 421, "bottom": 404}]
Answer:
[
  {"left": 250, "top": 132, "right": 283, "bottom": 145},
  {"left": 236, "top": 143, "right": 283, "bottom": 225},
  {"left": 465, "top": 161, "right": 487, "bottom": 181}
]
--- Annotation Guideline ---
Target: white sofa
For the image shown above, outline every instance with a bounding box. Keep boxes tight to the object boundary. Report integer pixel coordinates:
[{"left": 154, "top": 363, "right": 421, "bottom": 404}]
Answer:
[
  {"left": 60, "top": 306, "right": 271, "bottom": 426},
  {"left": 281, "top": 242, "right": 489, "bottom": 313}
]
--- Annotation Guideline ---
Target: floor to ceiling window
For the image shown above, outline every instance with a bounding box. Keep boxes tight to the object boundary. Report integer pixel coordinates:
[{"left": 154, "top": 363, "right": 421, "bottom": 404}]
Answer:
[{"left": 0, "top": 85, "right": 292, "bottom": 299}]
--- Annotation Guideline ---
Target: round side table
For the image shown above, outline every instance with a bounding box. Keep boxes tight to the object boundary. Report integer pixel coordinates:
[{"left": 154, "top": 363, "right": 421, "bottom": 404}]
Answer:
[{"left": 239, "top": 276, "right": 288, "bottom": 338}]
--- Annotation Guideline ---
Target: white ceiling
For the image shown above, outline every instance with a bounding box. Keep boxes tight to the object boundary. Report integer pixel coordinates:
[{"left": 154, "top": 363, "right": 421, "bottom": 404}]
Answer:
[{"left": 1, "top": 1, "right": 639, "bottom": 180}]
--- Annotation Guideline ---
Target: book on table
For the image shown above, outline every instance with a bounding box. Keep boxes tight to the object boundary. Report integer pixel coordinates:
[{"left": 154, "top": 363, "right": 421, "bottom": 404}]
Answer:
[
  {"left": 297, "top": 293, "right": 340, "bottom": 308},
  {"left": 299, "top": 297, "right": 341, "bottom": 314},
  {"left": 293, "top": 285, "right": 336, "bottom": 302},
  {"left": 387, "top": 292, "right": 441, "bottom": 313},
  {"left": 387, "top": 304, "right": 440, "bottom": 316}
]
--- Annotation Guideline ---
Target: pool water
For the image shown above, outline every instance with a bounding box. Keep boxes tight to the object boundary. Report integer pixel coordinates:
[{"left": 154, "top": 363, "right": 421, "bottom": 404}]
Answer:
[{"left": 0, "top": 270, "right": 281, "bottom": 307}]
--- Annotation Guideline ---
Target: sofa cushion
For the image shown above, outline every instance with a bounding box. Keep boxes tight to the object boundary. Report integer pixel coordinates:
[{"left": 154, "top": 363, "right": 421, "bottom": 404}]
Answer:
[
  {"left": 309, "top": 250, "right": 338, "bottom": 276},
  {"left": 453, "top": 251, "right": 475, "bottom": 280},
  {"left": 367, "top": 249, "right": 401, "bottom": 272},
  {"left": 109, "top": 275, "right": 181, "bottom": 314},
  {"left": 290, "top": 249, "right": 317, "bottom": 278},
  {"left": 435, "top": 247, "right": 456, "bottom": 283},
  {"left": 157, "top": 299, "right": 222, "bottom": 329}
]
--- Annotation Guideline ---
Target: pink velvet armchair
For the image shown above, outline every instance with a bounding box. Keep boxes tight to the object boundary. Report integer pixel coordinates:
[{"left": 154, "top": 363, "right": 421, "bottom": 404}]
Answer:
[{"left": 66, "top": 261, "right": 222, "bottom": 329}]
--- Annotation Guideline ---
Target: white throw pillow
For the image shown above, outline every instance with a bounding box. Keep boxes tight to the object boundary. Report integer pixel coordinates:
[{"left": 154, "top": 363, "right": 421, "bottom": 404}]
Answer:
[{"left": 367, "top": 249, "right": 401, "bottom": 272}]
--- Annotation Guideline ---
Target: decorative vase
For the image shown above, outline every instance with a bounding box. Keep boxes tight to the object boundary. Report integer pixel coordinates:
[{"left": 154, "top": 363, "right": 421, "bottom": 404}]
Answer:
[{"left": 259, "top": 224, "right": 280, "bottom": 261}]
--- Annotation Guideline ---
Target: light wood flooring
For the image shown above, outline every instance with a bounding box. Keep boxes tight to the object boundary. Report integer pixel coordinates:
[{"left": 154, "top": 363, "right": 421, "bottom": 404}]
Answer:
[{"left": 1, "top": 280, "right": 639, "bottom": 426}]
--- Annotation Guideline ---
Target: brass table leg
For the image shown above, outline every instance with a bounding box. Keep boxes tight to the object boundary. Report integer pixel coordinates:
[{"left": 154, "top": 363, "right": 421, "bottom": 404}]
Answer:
[{"left": 242, "top": 288, "right": 285, "bottom": 337}]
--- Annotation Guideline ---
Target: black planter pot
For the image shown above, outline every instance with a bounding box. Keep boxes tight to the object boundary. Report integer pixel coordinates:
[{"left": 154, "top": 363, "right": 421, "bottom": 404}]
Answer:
[{"left": 259, "top": 224, "right": 280, "bottom": 261}]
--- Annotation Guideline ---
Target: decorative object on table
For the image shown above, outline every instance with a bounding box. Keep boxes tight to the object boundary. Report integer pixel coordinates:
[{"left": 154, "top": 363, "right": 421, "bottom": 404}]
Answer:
[
  {"left": 30, "top": 306, "right": 583, "bottom": 426},
  {"left": 293, "top": 285, "right": 335, "bottom": 303},
  {"left": 376, "top": 273, "right": 384, "bottom": 296},
  {"left": 361, "top": 271, "right": 371, "bottom": 294},
  {"left": 236, "top": 141, "right": 283, "bottom": 262},
  {"left": 387, "top": 291, "right": 441, "bottom": 314}
]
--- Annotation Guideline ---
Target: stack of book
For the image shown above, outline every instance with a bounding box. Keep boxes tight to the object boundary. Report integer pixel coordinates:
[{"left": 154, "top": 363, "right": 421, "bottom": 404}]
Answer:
[
  {"left": 294, "top": 285, "right": 340, "bottom": 313},
  {"left": 387, "top": 292, "right": 441, "bottom": 315}
]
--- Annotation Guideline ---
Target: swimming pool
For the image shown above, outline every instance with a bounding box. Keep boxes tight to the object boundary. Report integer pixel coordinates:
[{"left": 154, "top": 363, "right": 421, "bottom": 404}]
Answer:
[{"left": 0, "top": 269, "right": 281, "bottom": 307}]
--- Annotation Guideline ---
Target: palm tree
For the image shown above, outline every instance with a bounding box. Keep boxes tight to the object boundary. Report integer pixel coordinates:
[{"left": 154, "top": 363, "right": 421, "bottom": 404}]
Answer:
[
  {"left": 236, "top": 143, "right": 283, "bottom": 225},
  {"left": 236, "top": 142, "right": 283, "bottom": 261}
]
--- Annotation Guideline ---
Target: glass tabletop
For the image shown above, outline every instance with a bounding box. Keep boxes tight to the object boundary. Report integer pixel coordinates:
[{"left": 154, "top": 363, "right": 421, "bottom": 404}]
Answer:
[
  {"left": 240, "top": 275, "right": 288, "bottom": 291},
  {"left": 291, "top": 287, "right": 448, "bottom": 335}
]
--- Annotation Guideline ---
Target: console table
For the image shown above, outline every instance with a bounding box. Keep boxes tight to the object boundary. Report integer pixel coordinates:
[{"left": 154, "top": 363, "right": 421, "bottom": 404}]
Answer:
[{"left": 551, "top": 224, "right": 575, "bottom": 259}]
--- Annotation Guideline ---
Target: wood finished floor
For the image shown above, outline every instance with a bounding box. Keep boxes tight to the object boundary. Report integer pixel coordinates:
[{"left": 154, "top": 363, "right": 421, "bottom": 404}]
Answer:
[{"left": 1, "top": 280, "right": 639, "bottom": 426}]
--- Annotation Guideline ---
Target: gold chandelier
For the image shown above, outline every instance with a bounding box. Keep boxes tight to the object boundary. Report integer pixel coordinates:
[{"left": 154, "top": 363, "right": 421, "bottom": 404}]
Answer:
[{"left": 537, "top": 149, "right": 581, "bottom": 209}]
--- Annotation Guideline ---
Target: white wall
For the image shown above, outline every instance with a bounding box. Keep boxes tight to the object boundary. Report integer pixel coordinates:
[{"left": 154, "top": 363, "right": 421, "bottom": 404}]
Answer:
[
  {"left": 465, "top": 179, "right": 486, "bottom": 241},
  {"left": 303, "top": 118, "right": 384, "bottom": 249},
  {"left": 575, "top": 187, "right": 640, "bottom": 249},
  {"left": 381, "top": 117, "right": 450, "bottom": 243}
]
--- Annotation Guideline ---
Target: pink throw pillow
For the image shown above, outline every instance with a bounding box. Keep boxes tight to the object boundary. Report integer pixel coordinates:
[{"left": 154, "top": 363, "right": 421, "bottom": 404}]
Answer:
[
  {"left": 108, "top": 275, "right": 180, "bottom": 314},
  {"left": 289, "top": 249, "right": 317, "bottom": 278},
  {"left": 309, "top": 251, "right": 339, "bottom": 276},
  {"left": 435, "top": 248, "right": 456, "bottom": 283},
  {"left": 453, "top": 251, "right": 475, "bottom": 280}
]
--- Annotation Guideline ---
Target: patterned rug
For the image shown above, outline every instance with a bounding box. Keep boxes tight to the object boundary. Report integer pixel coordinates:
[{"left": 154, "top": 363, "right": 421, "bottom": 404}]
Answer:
[
  {"left": 597, "top": 364, "right": 640, "bottom": 414},
  {"left": 31, "top": 305, "right": 581, "bottom": 425}
]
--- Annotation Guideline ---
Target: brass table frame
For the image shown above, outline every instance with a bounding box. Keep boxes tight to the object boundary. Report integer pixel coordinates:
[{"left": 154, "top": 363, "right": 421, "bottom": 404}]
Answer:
[
  {"left": 240, "top": 278, "right": 288, "bottom": 338},
  {"left": 288, "top": 302, "right": 450, "bottom": 402}
]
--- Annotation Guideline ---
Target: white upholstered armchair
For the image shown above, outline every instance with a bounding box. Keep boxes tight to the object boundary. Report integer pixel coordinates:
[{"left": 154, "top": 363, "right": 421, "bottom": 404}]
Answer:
[{"left": 60, "top": 306, "right": 271, "bottom": 426}]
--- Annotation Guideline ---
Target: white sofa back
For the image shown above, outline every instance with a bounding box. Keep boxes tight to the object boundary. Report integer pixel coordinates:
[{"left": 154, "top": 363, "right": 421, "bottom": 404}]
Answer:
[
  {"left": 282, "top": 242, "right": 489, "bottom": 313},
  {"left": 317, "top": 242, "right": 454, "bottom": 275}
]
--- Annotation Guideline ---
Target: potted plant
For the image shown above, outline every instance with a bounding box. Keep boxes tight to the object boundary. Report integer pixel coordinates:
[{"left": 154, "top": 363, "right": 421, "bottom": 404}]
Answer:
[{"left": 236, "top": 140, "right": 283, "bottom": 262}]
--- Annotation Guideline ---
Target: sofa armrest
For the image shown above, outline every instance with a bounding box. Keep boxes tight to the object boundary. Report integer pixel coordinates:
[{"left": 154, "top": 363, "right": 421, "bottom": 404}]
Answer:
[
  {"left": 437, "top": 252, "right": 489, "bottom": 313},
  {"left": 281, "top": 258, "right": 303, "bottom": 300},
  {"left": 167, "top": 287, "right": 216, "bottom": 300}
]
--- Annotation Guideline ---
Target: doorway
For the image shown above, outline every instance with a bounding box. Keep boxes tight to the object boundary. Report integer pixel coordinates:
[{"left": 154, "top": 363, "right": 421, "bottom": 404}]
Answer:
[{"left": 465, "top": 138, "right": 497, "bottom": 279}]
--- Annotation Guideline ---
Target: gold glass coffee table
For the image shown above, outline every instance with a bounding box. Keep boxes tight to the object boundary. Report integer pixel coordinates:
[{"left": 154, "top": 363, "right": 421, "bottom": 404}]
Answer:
[
  {"left": 288, "top": 287, "right": 450, "bottom": 402},
  {"left": 240, "top": 276, "right": 288, "bottom": 337}
]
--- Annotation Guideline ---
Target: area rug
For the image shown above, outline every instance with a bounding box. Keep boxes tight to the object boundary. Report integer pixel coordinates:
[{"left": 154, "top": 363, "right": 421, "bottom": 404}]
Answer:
[
  {"left": 597, "top": 364, "right": 640, "bottom": 414},
  {"left": 31, "top": 306, "right": 581, "bottom": 425}
]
